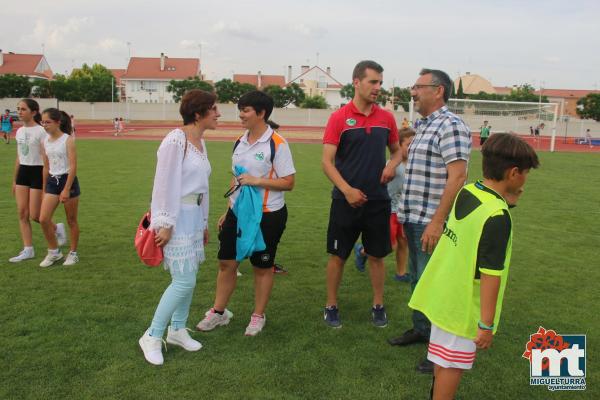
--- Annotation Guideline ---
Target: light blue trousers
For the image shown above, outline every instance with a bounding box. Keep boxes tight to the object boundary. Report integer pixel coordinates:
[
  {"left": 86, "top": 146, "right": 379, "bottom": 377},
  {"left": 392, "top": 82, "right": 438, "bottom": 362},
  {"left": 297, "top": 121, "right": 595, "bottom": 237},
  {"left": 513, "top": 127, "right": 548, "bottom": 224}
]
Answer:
[{"left": 149, "top": 268, "right": 197, "bottom": 337}]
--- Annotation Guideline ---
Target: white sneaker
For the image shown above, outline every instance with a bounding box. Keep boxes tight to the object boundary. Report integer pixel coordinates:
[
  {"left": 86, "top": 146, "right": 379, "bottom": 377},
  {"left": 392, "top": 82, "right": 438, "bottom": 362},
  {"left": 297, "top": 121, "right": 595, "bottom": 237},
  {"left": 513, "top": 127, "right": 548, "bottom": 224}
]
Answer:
[
  {"left": 139, "top": 330, "right": 164, "bottom": 365},
  {"left": 237, "top": 269, "right": 242, "bottom": 277},
  {"left": 63, "top": 251, "right": 79, "bottom": 266},
  {"left": 166, "top": 327, "right": 202, "bottom": 351},
  {"left": 245, "top": 313, "right": 266, "bottom": 336},
  {"left": 39, "top": 251, "right": 63, "bottom": 267},
  {"left": 55, "top": 223, "right": 67, "bottom": 246},
  {"left": 9, "top": 248, "right": 34, "bottom": 263},
  {"left": 196, "top": 308, "right": 233, "bottom": 331}
]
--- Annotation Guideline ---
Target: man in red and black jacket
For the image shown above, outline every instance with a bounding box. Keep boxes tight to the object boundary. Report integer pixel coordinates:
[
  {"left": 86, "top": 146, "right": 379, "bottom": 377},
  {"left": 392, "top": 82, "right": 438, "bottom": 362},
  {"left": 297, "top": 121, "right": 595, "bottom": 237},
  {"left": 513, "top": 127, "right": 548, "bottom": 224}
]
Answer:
[{"left": 322, "top": 60, "right": 402, "bottom": 329}]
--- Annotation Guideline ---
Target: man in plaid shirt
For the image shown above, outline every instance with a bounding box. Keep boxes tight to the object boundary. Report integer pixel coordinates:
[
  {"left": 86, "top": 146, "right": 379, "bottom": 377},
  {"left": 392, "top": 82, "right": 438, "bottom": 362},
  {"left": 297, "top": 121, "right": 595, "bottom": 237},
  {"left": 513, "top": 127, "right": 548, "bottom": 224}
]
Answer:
[{"left": 388, "top": 69, "right": 471, "bottom": 374}]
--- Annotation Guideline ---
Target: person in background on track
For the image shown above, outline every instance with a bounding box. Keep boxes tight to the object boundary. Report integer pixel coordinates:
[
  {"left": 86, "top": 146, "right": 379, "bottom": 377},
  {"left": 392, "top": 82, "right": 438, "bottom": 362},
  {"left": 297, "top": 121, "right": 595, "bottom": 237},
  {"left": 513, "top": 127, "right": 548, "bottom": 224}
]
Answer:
[{"left": 2, "top": 109, "right": 14, "bottom": 144}]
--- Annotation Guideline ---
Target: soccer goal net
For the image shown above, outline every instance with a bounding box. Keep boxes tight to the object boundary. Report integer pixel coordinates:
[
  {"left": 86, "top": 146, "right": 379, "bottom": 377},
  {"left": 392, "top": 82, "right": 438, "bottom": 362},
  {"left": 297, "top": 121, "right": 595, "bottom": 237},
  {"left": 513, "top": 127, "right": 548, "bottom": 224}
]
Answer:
[{"left": 445, "top": 99, "right": 560, "bottom": 151}]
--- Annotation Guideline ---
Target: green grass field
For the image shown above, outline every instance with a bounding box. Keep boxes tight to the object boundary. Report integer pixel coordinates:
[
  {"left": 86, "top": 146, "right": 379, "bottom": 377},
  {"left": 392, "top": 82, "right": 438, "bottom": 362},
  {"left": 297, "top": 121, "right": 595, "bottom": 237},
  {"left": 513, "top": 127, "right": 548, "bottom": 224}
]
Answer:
[{"left": 1, "top": 139, "right": 598, "bottom": 399}]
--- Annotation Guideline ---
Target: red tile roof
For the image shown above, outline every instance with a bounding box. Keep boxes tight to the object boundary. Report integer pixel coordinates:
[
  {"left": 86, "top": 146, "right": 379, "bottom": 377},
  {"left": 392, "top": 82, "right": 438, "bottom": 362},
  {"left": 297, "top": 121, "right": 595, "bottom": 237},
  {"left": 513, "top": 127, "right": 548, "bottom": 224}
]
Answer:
[
  {"left": 533, "top": 88, "right": 600, "bottom": 98},
  {"left": 494, "top": 86, "right": 600, "bottom": 98},
  {"left": 493, "top": 86, "right": 513, "bottom": 95},
  {"left": 121, "top": 56, "right": 200, "bottom": 80},
  {"left": 0, "top": 53, "right": 53, "bottom": 79},
  {"left": 109, "top": 69, "right": 126, "bottom": 85},
  {"left": 233, "top": 74, "right": 286, "bottom": 88}
]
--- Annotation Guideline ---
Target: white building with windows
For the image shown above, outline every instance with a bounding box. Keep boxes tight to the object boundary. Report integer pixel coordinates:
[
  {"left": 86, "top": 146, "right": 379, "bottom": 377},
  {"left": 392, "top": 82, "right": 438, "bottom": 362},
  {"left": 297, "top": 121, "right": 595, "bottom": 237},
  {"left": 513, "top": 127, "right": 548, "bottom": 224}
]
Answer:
[
  {"left": 288, "top": 65, "right": 344, "bottom": 109},
  {"left": 121, "top": 53, "right": 201, "bottom": 103}
]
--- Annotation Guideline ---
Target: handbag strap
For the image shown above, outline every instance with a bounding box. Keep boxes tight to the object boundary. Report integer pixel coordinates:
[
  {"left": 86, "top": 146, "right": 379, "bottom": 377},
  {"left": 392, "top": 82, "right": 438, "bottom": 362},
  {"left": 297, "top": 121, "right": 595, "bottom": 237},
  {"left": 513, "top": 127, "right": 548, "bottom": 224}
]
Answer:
[{"left": 182, "top": 130, "right": 188, "bottom": 161}]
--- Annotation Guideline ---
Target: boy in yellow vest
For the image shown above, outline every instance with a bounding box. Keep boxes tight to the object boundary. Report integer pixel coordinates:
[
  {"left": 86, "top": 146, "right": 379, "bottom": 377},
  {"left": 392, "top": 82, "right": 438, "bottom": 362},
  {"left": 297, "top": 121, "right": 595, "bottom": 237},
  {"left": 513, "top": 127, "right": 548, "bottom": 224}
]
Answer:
[{"left": 408, "top": 133, "right": 539, "bottom": 400}]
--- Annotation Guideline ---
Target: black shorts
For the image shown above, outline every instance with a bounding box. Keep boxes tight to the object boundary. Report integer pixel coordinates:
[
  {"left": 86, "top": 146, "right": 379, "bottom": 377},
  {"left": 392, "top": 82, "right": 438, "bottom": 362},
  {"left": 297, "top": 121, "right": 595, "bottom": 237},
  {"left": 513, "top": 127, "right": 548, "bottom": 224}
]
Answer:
[
  {"left": 45, "top": 174, "right": 81, "bottom": 198},
  {"left": 16, "top": 165, "right": 43, "bottom": 190},
  {"left": 218, "top": 205, "right": 288, "bottom": 268},
  {"left": 327, "top": 199, "right": 391, "bottom": 259},
  {"left": 480, "top": 137, "right": 488, "bottom": 146}
]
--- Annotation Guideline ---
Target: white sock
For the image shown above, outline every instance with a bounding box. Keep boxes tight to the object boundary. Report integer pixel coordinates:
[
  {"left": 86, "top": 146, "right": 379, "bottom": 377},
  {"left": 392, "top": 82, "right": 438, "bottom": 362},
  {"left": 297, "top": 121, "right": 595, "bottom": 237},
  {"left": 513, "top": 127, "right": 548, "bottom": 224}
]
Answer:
[
  {"left": 24, "top": 246, "right": 34, "bottom": 251},
  {"left": 48, "top": 248, "right": 59, "bottom": 254}
]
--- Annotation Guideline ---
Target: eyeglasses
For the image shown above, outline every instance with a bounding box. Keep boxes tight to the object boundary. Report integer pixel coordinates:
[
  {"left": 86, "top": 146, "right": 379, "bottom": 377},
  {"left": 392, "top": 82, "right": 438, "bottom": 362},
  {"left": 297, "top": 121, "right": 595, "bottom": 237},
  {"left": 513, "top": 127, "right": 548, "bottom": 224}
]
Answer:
[
  {"left": 41, "top": 120, "right": 56, "bottom": 125},
  {"left": 411, "top": 84, "right": 440, "bottom": 91}
]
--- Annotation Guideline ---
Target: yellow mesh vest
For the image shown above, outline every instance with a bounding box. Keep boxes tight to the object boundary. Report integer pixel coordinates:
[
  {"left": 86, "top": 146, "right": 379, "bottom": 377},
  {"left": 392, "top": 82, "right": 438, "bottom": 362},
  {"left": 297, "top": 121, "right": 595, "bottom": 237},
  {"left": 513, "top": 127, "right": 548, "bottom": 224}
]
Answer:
[{"left": 408, "top": 183, "right": 512, "bottom": 339}]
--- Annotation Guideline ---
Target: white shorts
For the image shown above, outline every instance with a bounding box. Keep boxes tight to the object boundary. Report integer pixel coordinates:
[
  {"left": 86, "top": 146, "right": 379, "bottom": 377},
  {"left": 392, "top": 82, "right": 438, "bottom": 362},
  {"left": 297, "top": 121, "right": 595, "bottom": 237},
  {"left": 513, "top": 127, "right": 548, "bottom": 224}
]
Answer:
[{"left": 427, "top": 324, "right": 477, "bottom": 370}]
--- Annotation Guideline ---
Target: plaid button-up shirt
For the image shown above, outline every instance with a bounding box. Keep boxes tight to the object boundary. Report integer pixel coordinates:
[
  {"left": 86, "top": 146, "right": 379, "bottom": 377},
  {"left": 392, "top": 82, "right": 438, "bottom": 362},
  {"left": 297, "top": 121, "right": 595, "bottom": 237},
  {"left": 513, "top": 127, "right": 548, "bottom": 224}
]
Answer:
[{"left": 400, "top": 105, "right": 471, "bottom": 224}]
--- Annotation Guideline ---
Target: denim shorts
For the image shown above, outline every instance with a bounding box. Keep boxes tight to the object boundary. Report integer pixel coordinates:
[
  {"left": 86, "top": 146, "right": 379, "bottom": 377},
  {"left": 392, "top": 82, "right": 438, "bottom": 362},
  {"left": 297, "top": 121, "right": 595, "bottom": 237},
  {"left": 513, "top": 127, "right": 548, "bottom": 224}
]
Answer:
[{"left": 45, "top": 174, "right": 81, "bottom": 198}]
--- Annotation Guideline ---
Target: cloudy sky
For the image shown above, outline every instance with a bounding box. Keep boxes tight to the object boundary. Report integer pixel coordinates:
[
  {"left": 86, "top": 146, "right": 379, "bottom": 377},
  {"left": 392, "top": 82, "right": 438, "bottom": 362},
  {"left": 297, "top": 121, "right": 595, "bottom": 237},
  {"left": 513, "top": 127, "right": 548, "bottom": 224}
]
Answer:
[{"left": 3, "top": 0, "right": 599, "bottom": 89}]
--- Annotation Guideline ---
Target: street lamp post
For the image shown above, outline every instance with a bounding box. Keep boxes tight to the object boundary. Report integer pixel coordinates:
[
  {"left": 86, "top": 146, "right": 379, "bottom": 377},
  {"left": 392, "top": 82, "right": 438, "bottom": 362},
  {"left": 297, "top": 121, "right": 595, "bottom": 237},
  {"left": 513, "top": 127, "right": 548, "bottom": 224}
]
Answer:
[{"left": 538, "top": 81, "right": 545, "bottom": 123}]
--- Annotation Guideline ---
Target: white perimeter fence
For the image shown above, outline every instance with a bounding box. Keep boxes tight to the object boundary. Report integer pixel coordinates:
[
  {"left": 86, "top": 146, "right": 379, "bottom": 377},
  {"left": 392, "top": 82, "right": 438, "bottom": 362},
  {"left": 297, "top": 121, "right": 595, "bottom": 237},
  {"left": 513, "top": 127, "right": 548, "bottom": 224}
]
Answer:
[{"left": 1, "top": 98, "right": 599, "bottom": 138}]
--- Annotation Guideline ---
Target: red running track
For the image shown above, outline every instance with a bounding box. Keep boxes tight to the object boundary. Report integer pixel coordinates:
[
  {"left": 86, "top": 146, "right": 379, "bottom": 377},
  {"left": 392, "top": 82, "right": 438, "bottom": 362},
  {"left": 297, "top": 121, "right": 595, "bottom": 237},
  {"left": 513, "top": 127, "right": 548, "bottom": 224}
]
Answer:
[{"left": 39, "top": 122, "right": 600, "bottom": 153}]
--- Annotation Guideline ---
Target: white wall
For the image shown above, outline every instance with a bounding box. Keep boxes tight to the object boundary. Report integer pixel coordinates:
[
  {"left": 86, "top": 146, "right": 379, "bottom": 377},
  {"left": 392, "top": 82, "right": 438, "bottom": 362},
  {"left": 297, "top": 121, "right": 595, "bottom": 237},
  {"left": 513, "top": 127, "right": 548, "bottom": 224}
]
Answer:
[
  {"left": 0, "top": 98, "right": 58, "bottom": 111},
  {"left": 123, "top": 80, "right": 176, "bottom": 104},
  {"left": 324, "top": 90, "right": 344, "bottom": 109},
  {"left": 1, "top": 98, "right": 599, "bottom": 137}
]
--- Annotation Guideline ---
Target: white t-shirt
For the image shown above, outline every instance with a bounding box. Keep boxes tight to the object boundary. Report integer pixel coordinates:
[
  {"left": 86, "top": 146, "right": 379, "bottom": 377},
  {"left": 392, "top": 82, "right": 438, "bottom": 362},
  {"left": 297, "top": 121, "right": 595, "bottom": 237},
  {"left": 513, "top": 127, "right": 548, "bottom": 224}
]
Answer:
[
  {"left": 151, "top": 129, "right": 211, "bottom": 229},
  {"left": 16, "top": 125, "right": 46, "bottom": 166},
  {"left": 43, "top": 133, "right": 70, "bottom": 175},
  {"left": 229, "top": 126, "right": 296, "bottom": 212}
]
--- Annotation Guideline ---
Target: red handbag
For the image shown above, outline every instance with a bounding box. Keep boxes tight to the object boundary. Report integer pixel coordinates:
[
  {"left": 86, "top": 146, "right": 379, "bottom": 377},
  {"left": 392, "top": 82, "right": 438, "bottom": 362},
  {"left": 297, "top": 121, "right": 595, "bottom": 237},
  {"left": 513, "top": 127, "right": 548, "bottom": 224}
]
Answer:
[{"left": 134, "top": 212, "right": 164, "bottom": 267}]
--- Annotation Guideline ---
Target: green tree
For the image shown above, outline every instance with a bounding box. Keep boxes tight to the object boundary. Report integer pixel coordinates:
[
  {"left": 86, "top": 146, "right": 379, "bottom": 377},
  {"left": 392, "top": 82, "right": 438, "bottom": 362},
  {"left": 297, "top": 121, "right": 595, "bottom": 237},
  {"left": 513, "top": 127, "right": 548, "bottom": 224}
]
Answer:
[
  {"left": 215, "top": 79, "right": 257, "bottom": 104},
  {"left": 391, "top": 87, "right": 411, "bottom": 111},
  {"left": 69, "top": 63, "right": 116, "bottom": 102},
  {"left": 49, "top": 74, "right": 77, "bottom": 100},
  {"left": 263, "top": 83, "right": 306, "bottom": 108},
  {"left": 467, "top": 91, "right": 507, "bottom": 101},
  {"left": 376, "top": 88, "right": 390, "bottom": 106},
  {"left": 166, "top": 76, "right": 213, "bottom": 102},
  {"left": 507, "top": 84, "right": 548, "bottom": 103},
  {"left": 285, "top": 83, "right": 305, "bottom": 107},
  {"left": 30, "top": 78, "right": 53, "bottom": 98},
  {"left": 451, "top": 82, "right": 456, "bottom": 98},
  {"left": 577, "top": 93, "right": 600, "bottom": 121},
  {"left": 456, "top": 78, "right": 465, "bottom": 99},
  {"left": 263, "top": 84, "right": 305, "bottom": 108},
  {"left": 0, "top": 74, "right": 32, "bottom": 98},
  {"left": 340, "top": 83, "right": 354, "bottom": 100},
  {"left": 300, "top": 95, "right": 328, "bottom": 109},
  {"left": 263, "top": 85, "right": 287, "bottom": 107}
]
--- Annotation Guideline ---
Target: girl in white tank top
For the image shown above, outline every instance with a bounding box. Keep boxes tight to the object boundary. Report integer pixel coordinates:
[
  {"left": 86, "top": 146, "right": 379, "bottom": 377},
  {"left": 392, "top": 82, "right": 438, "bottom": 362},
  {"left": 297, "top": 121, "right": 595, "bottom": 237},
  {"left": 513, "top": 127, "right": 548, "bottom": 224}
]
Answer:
[{"left": 38, "top": 108, "right": 80, "bottom": 267}]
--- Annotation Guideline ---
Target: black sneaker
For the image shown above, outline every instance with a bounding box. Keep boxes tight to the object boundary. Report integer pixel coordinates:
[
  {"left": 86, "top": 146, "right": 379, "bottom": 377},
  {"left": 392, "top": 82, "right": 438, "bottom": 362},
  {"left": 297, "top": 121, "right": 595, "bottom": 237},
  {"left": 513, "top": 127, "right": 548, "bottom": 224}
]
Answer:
[
  {"left": 416, "top": 358, "right": 434, "bottom": 374},
  {"left": 388, "top": 328, "right": 429, "bottom": 346},
  {"left": 372, "top": 304, "right": 388, "bottom": 327},
  {"left": 324, "top": 306, "right": 342, "bottom": 328},
  {"left": 273, "top": 264, "right": 288, "bottom": 274}
]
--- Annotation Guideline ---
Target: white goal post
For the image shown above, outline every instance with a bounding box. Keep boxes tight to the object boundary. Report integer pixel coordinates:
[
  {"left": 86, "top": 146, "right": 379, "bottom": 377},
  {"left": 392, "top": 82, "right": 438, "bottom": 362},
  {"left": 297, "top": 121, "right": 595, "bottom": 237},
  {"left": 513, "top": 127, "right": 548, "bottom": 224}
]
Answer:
[{"left": 409, "top": 98, "right": 560, "bottom": 152}]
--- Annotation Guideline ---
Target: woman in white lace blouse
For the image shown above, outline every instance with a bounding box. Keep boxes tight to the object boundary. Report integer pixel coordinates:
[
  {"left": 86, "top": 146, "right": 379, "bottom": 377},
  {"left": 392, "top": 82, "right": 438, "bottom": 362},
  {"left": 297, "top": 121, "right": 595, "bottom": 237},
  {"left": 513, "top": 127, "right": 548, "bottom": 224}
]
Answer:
[{"left": 139, "top": 90, "right": 219, "bottom": 366}]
